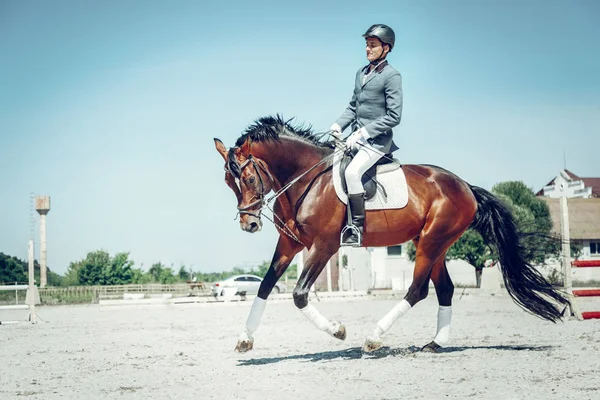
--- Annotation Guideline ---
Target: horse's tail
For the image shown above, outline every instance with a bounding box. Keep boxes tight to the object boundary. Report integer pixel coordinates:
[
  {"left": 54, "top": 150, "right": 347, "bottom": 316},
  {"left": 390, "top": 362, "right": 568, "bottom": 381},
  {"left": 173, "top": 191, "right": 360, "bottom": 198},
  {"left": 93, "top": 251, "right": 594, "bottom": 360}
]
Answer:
[{"left": 468, "top": 185, "right": 569, "bottom": 322}]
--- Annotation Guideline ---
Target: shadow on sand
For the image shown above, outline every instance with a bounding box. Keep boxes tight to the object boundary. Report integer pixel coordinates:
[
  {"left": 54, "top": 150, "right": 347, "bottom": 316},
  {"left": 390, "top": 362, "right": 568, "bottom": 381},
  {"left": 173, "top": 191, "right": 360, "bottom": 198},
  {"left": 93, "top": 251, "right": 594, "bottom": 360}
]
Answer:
[{"left": 236, "top": 344, "right": 554, "bottom": 366}]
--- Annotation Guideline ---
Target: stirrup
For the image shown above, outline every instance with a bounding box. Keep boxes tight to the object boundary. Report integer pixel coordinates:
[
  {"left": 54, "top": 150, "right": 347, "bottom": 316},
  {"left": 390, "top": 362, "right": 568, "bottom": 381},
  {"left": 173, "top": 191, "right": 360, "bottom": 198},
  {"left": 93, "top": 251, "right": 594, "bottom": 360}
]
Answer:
[{"left": 340, "top": 224, "right": 362, "bottom": 247}]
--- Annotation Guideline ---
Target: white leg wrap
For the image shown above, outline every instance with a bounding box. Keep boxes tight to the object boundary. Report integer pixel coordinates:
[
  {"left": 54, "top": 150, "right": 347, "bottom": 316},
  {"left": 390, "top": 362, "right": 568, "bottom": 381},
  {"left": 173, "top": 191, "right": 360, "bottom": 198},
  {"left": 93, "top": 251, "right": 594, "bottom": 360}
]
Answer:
[
  {"left": 433, "top": 306, "right": 452, "bottom": 345},
  {"left": 240, "top": 297, "right": 267, "bottom": 341},
  {"left": 373, "top": 299, "right": 412, "bottom": 338},
  {"left": 300, "top": 304, "right": 338, "bottom": 336}
]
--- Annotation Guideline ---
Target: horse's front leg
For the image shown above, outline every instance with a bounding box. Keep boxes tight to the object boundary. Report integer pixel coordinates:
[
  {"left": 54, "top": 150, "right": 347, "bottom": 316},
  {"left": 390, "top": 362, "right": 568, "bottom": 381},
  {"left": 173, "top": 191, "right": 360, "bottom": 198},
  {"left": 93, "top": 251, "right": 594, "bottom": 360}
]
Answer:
[
  {"left": 235, "top": 236, "right": 302, "bottom": 352},
  {"left": 292, "top": 244, "right": 346, "bottom": 340}
]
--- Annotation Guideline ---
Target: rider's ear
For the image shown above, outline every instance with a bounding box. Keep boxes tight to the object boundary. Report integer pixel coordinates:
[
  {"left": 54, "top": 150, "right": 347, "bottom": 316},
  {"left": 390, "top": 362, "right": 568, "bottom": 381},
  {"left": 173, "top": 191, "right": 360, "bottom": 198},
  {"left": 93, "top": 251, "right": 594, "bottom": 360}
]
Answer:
[{"left": 214, "top": 138, "right": 228, "bottom": 161}]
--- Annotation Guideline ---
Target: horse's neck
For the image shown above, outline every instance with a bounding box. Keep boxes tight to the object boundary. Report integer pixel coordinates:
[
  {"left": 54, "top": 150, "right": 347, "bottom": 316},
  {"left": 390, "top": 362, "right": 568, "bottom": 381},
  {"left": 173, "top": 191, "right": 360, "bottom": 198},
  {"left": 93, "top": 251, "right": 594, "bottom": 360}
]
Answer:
[
  {"left": 255, "top": 138, "right": 330, "bottom": 215},
  {"left": 257, "top": 138, "right": 327, "bottom": 186}
]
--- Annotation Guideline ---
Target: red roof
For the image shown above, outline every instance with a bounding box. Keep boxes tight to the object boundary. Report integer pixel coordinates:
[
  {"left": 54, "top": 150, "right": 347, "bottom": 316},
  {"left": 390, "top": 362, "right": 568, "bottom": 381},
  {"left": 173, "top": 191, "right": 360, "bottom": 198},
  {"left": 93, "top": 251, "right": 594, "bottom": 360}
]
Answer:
[{"left": 581, "top": 178, "right": 600, "bottom": 197}]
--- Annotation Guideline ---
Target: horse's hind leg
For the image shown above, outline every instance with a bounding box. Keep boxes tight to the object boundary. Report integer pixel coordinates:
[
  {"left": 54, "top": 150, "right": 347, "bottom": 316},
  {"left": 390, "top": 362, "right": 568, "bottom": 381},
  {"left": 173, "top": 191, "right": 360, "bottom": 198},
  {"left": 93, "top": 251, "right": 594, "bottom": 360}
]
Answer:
[
  {"left": 293, "top": 244, "right": 347, "bottom": 340},
  {"left": 422, "top": 258, "right": 454, "bottom": 353},
  {"left": 363, "top": 206, "right": 469, "bottom": 353},
  {"left": 363, "top": 235, "right": 442, "bottom": 352}
]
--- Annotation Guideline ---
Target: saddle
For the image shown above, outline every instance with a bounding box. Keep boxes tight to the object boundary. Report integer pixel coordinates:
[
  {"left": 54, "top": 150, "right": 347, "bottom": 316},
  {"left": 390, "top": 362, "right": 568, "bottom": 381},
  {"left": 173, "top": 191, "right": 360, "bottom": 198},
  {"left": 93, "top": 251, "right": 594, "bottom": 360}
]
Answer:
[{"left": 340, "top": 150, "right": 398, "bottom": 200}]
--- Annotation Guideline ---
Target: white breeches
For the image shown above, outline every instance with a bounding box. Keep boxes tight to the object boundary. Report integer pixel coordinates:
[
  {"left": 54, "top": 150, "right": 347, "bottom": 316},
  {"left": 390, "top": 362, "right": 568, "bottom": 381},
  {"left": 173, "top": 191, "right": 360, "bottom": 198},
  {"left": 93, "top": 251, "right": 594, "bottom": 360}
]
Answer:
[{"left": 344, "top": 140, "right": 383, "bottom": 195}]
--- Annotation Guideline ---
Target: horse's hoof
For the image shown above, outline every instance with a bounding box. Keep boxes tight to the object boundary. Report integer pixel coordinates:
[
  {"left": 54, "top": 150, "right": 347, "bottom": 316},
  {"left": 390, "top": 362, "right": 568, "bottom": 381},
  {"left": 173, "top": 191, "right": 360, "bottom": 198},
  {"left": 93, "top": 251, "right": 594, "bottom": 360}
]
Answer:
[
  {"left": 421, "top": 341, "right": 441, "bottom": 353},
  {"left": 332, "top": 322, "right": 346, "bottom": 341},
  {"left": 363, "top": 337, "right": 383, "bottom": 352},
  {"left": 235, "top": 340, "right": 254, "bottom": 352}
]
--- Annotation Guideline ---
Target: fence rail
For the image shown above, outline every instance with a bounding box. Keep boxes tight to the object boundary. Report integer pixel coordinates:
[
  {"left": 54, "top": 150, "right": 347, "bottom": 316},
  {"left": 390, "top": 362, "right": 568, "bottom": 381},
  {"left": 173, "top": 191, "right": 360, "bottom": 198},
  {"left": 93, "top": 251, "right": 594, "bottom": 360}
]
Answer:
[
  {"left": 1, "top": 280, "right": 298, "bottom": 306},
  {"left": 33, "top": 283, "right": 213, "bottom": 305}
]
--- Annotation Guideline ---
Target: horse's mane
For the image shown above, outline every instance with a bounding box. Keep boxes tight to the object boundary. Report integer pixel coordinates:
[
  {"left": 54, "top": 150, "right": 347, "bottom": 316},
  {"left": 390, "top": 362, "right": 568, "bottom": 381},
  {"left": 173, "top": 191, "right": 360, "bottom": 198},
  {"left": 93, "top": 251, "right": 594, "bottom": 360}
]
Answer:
[{"left": 235, "top": 114, "right": 334, "bottom": 149}]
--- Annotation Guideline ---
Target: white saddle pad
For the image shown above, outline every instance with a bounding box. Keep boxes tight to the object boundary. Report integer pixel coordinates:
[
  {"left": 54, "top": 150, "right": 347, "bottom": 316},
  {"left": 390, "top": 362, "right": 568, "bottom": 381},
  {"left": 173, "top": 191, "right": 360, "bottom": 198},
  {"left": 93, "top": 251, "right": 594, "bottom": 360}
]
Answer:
[{"left": 332, "top": 150, "right": 409, "bottom": 210}]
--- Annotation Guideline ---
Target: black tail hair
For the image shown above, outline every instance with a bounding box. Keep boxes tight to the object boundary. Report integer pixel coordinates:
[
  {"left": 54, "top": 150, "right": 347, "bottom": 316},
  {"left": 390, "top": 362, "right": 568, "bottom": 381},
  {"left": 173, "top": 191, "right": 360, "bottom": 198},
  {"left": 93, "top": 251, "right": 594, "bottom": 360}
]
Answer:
[{"left": 469, "top": 185, "right": 570, "bottom": 322}]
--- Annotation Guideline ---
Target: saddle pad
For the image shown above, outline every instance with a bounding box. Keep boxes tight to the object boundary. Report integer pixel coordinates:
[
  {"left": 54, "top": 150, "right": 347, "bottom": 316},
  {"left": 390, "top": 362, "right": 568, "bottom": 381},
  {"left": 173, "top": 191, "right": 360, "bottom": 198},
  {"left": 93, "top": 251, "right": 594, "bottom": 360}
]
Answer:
[{"left": 332, "top": 150, "right": 409, "bottom": 210}]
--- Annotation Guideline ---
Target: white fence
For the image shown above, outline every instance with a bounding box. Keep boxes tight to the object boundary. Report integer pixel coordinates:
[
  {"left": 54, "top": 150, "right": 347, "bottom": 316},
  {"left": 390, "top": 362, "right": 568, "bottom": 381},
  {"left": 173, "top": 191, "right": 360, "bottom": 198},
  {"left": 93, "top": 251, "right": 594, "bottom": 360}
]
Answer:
[{"left": 0, "top": 241, "right": 37, "bottom": 324}]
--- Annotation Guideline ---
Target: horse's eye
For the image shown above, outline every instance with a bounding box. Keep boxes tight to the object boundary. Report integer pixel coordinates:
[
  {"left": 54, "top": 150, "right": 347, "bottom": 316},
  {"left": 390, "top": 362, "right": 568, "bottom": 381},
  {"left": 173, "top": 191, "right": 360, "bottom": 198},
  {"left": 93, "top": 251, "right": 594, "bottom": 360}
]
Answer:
[{"left": 249, "top": 176, "right": 256, "bottom": 184}]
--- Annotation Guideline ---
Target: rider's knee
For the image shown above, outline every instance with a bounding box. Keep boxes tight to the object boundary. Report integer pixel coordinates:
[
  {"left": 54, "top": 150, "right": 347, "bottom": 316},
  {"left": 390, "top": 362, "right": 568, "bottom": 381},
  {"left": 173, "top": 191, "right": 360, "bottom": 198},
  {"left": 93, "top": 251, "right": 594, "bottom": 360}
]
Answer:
[{"left": 345, "top": 164, "right": 360, "bottom": 180}]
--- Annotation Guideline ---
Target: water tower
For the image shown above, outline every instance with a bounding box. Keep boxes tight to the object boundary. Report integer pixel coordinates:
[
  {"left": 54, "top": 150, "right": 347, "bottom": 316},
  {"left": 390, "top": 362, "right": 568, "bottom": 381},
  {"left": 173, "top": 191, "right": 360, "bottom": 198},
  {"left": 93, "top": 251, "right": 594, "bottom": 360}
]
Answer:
[{"left": 35, "top": 196, "right": 50, "bottom": 287}]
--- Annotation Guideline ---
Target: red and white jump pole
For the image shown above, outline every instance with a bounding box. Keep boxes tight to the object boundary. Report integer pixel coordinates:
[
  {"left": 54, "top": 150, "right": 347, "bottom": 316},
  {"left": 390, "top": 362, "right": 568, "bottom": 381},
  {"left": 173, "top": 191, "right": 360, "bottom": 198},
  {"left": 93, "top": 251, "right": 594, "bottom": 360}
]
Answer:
[
  {"left": 571, "top": 259, "right": 600, "bottom": 320},
  {"left": 562, "top": 195, "right": 600, "bottom": 320}
]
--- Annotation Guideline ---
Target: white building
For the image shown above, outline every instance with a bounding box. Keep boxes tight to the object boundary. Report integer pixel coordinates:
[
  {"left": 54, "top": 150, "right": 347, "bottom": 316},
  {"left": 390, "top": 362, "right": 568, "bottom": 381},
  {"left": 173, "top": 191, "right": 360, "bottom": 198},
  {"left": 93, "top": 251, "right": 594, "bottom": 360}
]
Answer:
[
  {"left": 536, "top": 169, "right": 599, "bottom": 199},
  {"left": 340, "top": 245, "right": 490, "bottom": 291},
  {"left": 542, "top": 197, "right": 600, "bottom": 282},
  {"left": 537, "top": 170, "right": 600, "bottom": 282}
]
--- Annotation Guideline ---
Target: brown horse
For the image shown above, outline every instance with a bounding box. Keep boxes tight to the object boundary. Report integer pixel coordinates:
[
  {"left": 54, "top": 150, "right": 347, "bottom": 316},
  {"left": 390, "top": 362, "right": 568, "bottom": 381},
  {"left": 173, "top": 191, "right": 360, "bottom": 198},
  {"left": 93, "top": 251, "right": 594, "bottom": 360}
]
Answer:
[{"left": 213, "top": 115, "right": 569, "bottom": 353}]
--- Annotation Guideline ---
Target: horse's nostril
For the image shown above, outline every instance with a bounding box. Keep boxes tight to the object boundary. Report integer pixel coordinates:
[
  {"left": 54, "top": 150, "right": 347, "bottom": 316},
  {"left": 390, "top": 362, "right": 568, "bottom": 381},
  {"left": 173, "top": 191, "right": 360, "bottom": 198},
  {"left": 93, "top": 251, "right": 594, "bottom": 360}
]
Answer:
[{"left": 249, "top": 222, "right": 258, "bottom": 231}]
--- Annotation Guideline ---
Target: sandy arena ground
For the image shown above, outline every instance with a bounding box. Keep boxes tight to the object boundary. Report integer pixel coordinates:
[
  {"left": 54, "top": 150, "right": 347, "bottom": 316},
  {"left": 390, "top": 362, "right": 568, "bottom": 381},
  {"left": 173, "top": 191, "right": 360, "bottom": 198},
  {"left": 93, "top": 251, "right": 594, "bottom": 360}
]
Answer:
[{"left": 1, "top": 292, "right": 599, "bottom": 400}]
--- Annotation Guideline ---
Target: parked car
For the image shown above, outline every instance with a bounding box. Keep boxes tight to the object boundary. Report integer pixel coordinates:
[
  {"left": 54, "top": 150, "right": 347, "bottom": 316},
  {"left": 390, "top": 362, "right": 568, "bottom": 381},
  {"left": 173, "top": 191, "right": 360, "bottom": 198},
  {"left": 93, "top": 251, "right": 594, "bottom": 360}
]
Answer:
[{"left": 210, "top": 274, "right": 286, "bottom": 297}]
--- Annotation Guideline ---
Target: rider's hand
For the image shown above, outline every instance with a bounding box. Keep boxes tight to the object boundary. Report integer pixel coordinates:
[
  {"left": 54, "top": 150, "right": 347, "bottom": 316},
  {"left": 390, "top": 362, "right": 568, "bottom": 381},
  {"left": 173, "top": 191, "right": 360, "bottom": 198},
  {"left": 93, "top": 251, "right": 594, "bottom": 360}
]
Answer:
[
  {"left": 346, "top": 127, "right": 369, "bottom": 150},
  {"left": 329, "top": 123, "right": 342, "bottom": 139}
]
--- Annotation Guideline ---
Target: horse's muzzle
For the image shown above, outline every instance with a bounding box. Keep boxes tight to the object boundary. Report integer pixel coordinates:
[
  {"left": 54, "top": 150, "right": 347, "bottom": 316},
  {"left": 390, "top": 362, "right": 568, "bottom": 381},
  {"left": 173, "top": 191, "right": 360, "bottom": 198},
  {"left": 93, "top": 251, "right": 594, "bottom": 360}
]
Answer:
[{"left": 241, "top": 216, "right": 263, "bottom": 233}]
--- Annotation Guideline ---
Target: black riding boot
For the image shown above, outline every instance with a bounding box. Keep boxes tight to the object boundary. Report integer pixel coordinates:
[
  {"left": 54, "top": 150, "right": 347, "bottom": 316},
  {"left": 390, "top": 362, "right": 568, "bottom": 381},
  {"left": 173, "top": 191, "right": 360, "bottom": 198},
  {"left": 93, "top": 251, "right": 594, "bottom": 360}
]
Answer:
[{"left": 342, "top": 193, "right": 366, "bottom": 246}]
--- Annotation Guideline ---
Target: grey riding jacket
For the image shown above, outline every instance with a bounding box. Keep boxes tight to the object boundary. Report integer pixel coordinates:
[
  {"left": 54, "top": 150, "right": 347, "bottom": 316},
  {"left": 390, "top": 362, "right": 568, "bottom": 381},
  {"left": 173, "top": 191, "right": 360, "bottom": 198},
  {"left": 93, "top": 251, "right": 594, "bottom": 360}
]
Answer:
[{"left": 335, "top": 61, "right": 403, "bottom": 154}]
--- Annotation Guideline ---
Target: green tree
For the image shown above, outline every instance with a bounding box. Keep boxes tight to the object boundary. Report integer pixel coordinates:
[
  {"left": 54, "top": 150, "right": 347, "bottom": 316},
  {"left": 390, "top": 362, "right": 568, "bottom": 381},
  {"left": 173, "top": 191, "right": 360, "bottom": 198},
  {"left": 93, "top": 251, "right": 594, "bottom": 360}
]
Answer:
[
  {"left": 103, "top": 252, "right": 134, "bottom": 285},
  {"left": 446, "top": 230, "right": 490, "bottom": 287},
  {"left": 0, "top": 253, "right": 28, "bottom": 284},
  {"left": 78, "top": 250, "right": 111, "bottom": 285},
  {"left": 63, "top": 260, "right": 84, "bottom": 286},
  {"left": 131, "top": 268, "right": 152, "bottom": 284},
  {"left": 178, "top": 265, "right": 190, "bottom": 282},
  {"left": 0, "top": 253, "right": 63, "bottom": 286},
  {"left": 492, "top": 182, "right": 557, "bottom": 264},
  {"left": 46, "top": 269, "right": 63, "bottom": 286},
  {"left": 146, "top": 262, "right": 178, "bottom": 284},
  {"left": 492, "top": 181, "right": 552, "bottom": 232},
  {"left": 148, "top": 262, "right": 165, "bottom": 282},
  {"left": 159, "top": 266, "right": 177, "bottom": 284},
  {"left": 66, "top": 250, "right": 136, "bottom": 286}
]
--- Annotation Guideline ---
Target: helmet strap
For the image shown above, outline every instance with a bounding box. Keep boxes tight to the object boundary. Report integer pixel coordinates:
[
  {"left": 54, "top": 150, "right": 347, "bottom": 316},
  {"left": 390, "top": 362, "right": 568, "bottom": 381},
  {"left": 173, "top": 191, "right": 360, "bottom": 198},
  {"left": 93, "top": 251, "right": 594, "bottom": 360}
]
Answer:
[{"left": 370, "top": 44, "right": 388, "bottom": 66}]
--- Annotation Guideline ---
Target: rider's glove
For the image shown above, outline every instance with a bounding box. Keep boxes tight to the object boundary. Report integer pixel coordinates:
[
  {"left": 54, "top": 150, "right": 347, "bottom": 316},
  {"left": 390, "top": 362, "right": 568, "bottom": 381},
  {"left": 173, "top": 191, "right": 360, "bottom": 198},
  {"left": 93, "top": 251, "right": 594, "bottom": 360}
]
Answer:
[
  {"left": 346, "top": 127, "right": 369, "bottom": 150},
  {"left": 329, "top": 123, "right": 342, "bottom": 139}
]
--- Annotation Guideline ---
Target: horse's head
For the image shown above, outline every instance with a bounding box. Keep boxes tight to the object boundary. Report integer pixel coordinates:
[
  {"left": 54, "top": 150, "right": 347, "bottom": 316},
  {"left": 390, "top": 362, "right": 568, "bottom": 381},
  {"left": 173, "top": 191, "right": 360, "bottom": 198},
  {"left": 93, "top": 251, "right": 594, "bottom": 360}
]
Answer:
[{"left": 214, "top": 138, "right": 275, "bottom": 233}]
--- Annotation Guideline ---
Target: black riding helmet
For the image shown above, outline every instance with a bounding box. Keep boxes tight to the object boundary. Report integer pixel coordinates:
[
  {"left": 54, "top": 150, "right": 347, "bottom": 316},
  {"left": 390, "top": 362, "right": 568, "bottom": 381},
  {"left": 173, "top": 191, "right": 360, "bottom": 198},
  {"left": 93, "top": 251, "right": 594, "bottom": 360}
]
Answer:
[{"left": 362, "top": 24, "right": 395, "bottom": 51}]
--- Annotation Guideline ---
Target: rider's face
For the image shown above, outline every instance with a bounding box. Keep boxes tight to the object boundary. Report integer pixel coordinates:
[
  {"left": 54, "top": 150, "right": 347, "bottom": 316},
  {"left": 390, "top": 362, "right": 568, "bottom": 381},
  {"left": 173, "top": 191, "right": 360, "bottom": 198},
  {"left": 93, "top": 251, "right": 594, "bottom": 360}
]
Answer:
[{"left": 365, "top": 37, "right": 388, "bottom": 62}]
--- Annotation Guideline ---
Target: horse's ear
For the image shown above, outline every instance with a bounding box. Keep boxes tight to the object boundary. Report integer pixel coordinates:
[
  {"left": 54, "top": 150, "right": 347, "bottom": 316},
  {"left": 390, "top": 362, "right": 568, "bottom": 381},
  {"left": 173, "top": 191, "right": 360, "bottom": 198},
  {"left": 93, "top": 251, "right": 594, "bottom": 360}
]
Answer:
[
  {"left": 238, "top": 138, "right": 251, "bottom": 157},
  {"left": 214, "top": 138, "right": 228, "bottom": 161}
]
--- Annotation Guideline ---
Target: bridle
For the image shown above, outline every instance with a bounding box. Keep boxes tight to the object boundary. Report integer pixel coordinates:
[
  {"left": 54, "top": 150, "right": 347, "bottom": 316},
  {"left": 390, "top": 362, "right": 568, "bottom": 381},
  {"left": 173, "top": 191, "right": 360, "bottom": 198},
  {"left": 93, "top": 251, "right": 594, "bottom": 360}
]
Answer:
[
  {"left": 229, "top": 154, "right": 274, "bottom": 219},
  {"left": 226, "top": 147, "right": 341, "bottom": 244}
]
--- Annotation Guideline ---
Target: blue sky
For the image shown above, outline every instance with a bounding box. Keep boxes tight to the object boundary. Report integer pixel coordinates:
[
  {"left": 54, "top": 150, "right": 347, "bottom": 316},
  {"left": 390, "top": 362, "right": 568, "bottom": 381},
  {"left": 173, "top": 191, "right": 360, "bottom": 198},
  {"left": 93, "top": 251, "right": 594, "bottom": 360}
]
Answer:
[{"left": 1, "top": 0, "right": 598, "bottom": 275}]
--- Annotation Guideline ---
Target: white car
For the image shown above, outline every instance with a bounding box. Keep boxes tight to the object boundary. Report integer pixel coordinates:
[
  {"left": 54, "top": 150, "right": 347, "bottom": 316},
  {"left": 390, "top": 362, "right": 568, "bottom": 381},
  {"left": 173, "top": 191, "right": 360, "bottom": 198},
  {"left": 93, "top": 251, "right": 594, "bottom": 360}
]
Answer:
[{"left": 210, "top": 274, "right": 286, "bottom": 297}]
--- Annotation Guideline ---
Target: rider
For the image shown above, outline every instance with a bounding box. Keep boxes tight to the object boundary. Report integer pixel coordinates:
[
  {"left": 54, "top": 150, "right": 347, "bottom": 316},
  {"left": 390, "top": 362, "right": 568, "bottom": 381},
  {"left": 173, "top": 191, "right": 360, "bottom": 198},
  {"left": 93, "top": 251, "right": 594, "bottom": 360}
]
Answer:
[{"left": 330, "top": 23, "right": 403, "bottom": 246}]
